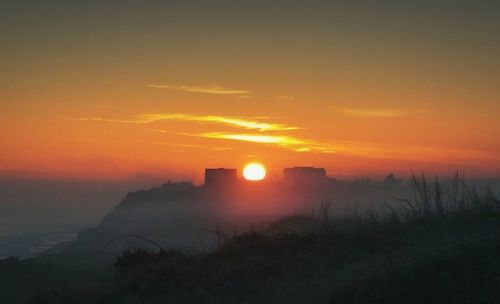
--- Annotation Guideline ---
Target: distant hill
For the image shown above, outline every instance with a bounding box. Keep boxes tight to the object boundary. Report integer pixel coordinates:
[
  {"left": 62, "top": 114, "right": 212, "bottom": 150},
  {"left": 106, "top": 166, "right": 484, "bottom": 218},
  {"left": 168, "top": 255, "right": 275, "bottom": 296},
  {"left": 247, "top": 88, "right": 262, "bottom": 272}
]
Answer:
[{"left": 51, "top": 177, "right": 408, "bottom": 255}]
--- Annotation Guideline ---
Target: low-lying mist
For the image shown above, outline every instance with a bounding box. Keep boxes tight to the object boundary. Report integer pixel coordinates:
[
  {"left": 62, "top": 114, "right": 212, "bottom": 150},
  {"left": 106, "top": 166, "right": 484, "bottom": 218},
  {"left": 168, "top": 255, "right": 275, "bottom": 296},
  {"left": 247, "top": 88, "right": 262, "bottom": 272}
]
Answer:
[{"left": 1, "top": 173, "right": 499, "bottom": 258}]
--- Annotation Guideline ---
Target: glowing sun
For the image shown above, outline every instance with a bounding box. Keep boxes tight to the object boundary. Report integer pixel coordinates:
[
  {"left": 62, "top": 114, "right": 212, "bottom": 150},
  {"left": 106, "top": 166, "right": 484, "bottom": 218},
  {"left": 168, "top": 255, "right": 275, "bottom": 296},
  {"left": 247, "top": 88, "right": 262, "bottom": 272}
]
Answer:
[{"left": 243, "top": 163, "right": 267, "bottom": 181}]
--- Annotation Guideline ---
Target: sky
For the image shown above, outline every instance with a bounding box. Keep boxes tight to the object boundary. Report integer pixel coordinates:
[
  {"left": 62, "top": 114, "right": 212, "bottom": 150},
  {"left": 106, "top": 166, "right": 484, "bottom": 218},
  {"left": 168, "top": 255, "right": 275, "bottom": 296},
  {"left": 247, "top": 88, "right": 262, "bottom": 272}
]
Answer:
[{"left": 1, "top": 0, "right": 499, "bottom": 182}]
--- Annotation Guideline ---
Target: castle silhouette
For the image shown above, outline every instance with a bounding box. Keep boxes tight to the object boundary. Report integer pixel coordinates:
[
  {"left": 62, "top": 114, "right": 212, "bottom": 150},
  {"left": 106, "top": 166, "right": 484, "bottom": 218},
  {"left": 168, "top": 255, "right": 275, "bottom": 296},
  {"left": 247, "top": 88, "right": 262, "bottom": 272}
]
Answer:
[{"left": 205, "top": 167, "right": 328, "bottom": 188}]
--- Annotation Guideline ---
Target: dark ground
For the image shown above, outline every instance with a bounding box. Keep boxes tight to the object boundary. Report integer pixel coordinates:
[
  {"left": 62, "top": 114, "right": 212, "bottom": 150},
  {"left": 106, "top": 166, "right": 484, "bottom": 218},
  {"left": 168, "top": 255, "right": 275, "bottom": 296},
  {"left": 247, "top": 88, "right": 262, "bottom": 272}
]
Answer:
[{"left": 1, "top": 177, "right": 499, "bottom": 303}]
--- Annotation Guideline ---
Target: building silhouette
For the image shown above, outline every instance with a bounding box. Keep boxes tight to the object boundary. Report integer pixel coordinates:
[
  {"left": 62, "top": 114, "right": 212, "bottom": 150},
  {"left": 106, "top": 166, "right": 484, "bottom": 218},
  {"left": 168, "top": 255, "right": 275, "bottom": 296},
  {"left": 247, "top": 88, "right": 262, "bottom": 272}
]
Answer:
[
  {"left": 204, "top": 168, "right": 237, "bottom": 188},
  {"left": 283, "top": 167, "right": 327, "bottom": 185}
]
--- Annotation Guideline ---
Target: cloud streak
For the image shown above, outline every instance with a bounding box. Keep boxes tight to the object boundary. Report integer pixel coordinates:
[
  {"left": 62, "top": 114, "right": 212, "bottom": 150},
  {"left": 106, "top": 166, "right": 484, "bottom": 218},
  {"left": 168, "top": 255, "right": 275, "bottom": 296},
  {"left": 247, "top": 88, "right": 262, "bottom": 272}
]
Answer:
[
  {"left": 148, "top": 84, "right": 251, "bottom": 98},
  {"left": 196, "top": 132, "right": 500, "bottom": 164},
  {"left": 329, "top": 106, "right": 417, "bottom": 118},
  {"left": 75, "top": 136, "right": 200, "bottom": 148},
  {"left": 200, "top": 132, "right": 333, "bottom": 153},
  {"left": 67, "top": 113, "right": 299, "bottom": 132},
  {"left": 139, "top": 114, "right": 299, "bottom": 131},
  {"left": 69, "top": 113, "right": 498, "bottom": 164}
]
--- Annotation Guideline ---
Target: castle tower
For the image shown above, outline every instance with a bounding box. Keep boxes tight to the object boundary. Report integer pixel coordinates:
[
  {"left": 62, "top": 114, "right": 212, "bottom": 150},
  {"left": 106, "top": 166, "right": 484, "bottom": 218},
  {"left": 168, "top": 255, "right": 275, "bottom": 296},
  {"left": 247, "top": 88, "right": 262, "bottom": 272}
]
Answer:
[
  {"left": 204, "top": 168, "right": 237, "bottom": 188},
  {"left": 283, "top": 167, "right": 327, "bottom": 185}
]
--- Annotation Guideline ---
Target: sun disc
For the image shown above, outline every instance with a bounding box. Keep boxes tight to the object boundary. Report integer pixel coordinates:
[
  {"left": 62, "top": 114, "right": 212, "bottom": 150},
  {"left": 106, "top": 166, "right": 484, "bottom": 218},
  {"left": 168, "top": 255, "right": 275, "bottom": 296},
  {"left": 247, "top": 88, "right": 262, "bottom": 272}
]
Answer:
[{"left": 243, "top": 163, "right": 266, "bottom": 181}]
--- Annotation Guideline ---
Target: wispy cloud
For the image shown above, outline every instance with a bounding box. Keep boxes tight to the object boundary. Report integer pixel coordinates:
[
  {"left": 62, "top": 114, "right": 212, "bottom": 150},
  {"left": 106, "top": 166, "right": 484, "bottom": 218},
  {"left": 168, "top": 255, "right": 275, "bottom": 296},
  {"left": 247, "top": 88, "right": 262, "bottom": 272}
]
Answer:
[
  {"left": 195, "top": 131, "right": 500, "bottom": 164},
  {"left": 276, "top": 95, "right": 295, "bottom": 101},
  {"left": 69, "top": 114, "right": 428, "bottom": 155},
  {"left": 139, "top": 114, "right": 299, "bottom": 131},
  {"left": 67, "top": 113, "right": 299, "bottom": 132},
  {"left": 65, "top": 117, "right": 144, "bottom": 124},
  {"left": 145, "top": 128, "right": 327, "bottom": 153},
  {"left": 202, "top": 133, "right": 302, "bottom": 145},
  {"left": 329, "top": 106, "right": 418, "bottom": 118},
  {"left": 200, "top": 132, "right": 334, "bottom": 153},
  {"left": 148, "top": 84, "right": 251, "bottom": 98},
  {"left": 69, "top": 113, "right": 497, "bottom": 164},
  {"left": 75, "top": 137, "right": 200, "bottom": 148}
]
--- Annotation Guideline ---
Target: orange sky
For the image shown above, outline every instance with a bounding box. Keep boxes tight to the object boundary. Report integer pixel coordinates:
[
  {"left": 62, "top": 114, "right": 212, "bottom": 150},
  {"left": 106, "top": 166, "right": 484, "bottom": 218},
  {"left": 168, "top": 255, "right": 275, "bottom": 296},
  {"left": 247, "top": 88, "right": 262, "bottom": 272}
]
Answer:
[{"left": 1, "top": 1, "right": 499, "bottom": 182}]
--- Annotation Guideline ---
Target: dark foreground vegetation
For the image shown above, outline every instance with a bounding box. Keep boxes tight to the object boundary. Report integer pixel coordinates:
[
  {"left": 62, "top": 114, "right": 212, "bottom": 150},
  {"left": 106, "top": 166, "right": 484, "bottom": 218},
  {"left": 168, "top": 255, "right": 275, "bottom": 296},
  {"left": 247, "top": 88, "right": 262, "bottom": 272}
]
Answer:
[{"left": 1, "top": 174, "right": 500, "bottom": 303}]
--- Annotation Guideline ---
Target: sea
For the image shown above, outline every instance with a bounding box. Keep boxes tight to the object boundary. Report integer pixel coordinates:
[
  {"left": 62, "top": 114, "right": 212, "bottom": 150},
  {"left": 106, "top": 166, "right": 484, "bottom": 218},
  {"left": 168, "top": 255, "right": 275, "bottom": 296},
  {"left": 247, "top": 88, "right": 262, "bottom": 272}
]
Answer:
[{"left": 0, "top": 231, "right": 79, "bottom": 260}]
